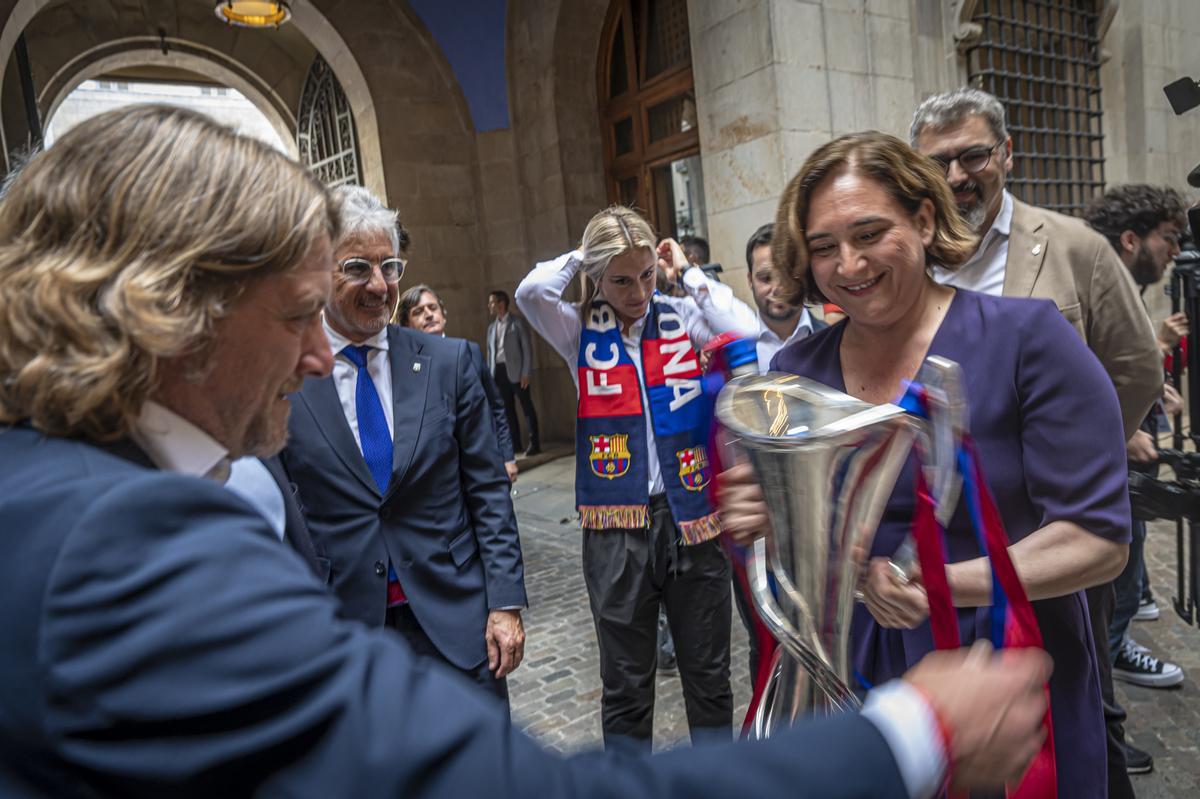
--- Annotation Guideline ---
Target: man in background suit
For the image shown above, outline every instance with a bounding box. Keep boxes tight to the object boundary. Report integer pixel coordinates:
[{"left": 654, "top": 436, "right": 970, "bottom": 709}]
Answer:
[
  {"left": 399, "top": 282, "right": 519, "bottom": 482},
  {"left": 910, "top": 88, "right": 1163, "bottom": 797},
  {"left": 281, "top": 187, "right": 527, "bottom": 700},
  {"left": 0, "top": 103, "right": 1052, "bottom": 799},
  {"left": 487, "top": 289, "right": 541, "bottom": 456}
]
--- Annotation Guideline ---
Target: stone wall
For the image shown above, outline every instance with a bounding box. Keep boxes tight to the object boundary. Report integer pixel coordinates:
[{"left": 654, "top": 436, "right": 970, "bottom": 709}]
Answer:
[
  {"left": 688, "top": 0, "right": 925, "bottom": 305},
  {"left": 1100, "top": 0, "right": 1200, "bottom": 322}
]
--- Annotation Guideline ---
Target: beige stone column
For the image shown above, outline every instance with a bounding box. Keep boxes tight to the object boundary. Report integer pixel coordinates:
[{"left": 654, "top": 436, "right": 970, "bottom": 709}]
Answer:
[{"left": 688, "top": 0, "right": 921, "bottom": 302}]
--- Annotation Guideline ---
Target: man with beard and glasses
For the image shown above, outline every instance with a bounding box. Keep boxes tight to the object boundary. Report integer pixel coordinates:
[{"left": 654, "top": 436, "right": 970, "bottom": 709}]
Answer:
[
  {"left": 909, "top": 88, "right": 1161, "bottom": 442},
  {"left": 911, "top": 90, "right": 1161, "bottom": 798}
]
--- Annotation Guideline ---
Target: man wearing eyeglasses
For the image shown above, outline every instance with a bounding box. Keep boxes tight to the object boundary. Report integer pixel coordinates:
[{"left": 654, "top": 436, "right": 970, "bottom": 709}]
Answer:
[
  {"left": 910, "top": 87, "right": 1160, "bottom": 442},
  {"left": 910, "top": 88, "right": 1161, "bottom": 799},
  {"left": 280, "top": 186, "right": 527, "bottom": 703}
]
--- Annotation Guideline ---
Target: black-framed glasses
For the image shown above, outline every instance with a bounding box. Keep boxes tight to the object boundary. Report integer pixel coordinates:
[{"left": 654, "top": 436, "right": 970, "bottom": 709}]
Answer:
[
  {"left": 929, "top": 141, "right": 1003, "bottom": 176},
  {"left": 338, "top": 256, "right": 406, "bottom": 285}
]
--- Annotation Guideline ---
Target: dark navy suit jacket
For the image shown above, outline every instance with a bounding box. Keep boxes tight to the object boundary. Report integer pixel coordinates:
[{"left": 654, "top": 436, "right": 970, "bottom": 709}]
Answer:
[
  {"left": 0, "top": 424, "right": 908, "bottom": 797},
  {"left": 281, "top": 325, "right": 527, "bottom": 669},
  {"left": 260, "top": 454, "right": 330, "bottom": 582},
  {"left": 467, "top": 339, "right": 515, "bottom": 462}
]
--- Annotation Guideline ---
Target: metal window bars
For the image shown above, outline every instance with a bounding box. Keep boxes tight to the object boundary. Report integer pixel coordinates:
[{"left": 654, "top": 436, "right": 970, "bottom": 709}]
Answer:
[
  {"left": 965, "top": 0, "right": 1105, "bottom": 215},
  {"left": 297, "top": 55, "right": 363, "bottom": 189}
]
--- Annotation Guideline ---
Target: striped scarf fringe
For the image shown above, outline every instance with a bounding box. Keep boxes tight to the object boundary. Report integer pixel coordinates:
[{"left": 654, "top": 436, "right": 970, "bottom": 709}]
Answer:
[
  {"left": 579, "top": 504, "right": 648, "bottom": 530},
  {"left": 677, "top": 511, "right": 722, "bottom": 545}
]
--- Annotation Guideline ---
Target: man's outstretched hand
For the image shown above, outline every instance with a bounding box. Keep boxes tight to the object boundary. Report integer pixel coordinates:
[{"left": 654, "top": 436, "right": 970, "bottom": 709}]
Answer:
[{"left": 904, "top": 642, "right": 1052, "bottom": 793}]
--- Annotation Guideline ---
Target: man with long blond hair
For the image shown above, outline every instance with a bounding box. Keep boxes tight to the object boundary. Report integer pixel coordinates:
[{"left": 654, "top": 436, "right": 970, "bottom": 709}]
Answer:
[{"left": 0, "top": 106, "right": 1055, "bottom": 797}]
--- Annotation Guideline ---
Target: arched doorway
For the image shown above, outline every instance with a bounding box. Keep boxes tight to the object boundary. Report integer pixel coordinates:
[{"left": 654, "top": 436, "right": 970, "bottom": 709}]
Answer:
[
  {"left": 0, "top": 0, "right": 387, "bottom": 198},
  {"left": 40, "top": 46, "right": 297, "bottom": 158},
  {"left": 596, "top": 0, "right": 706, "bottom": 240}
]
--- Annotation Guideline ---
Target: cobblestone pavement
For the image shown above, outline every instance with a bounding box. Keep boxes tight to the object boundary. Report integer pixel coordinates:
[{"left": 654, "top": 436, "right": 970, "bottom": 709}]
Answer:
[
  {"left": 508, "top": 457, "right": 1200, "bottom": 795},
  {"left": 507, "top": 457, "right": 751, "bottom": 753}
]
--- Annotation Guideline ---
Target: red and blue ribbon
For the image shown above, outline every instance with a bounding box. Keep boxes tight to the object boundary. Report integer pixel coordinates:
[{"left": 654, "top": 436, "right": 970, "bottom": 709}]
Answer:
[{"left": 899, "top": 382, "right": 1057, "bottom": 799}]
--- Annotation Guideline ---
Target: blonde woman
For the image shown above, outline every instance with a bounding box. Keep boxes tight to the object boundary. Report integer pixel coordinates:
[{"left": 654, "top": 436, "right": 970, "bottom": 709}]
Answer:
[{"left": 515, "top": 207, "right": 735, "bottom": 750}]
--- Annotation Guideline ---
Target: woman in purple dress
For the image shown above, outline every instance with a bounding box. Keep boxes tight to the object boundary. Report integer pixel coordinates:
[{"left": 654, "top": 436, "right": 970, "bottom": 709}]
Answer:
[{"left": 719, "top": 132, "right": 1129, "bottom": 797}]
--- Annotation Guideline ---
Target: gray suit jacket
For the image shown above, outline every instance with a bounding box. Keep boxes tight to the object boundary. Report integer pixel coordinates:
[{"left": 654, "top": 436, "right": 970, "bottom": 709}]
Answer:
[
  {"left": 487, "top": 313, "right": 534, "bottom": 382},
  {"left": 1006, "top": 197, "right": 1162, "bottom": 440}
]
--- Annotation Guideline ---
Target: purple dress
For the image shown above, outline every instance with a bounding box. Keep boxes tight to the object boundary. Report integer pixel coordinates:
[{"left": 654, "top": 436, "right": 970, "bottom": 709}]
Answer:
[{"left": 773, "top": 290, "right": 1130, "bottom": 798}]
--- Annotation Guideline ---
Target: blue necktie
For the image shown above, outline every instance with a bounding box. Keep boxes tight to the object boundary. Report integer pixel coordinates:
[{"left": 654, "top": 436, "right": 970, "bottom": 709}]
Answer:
[{"left": 342, "top": 345, "right": 393, "bottom": 493}]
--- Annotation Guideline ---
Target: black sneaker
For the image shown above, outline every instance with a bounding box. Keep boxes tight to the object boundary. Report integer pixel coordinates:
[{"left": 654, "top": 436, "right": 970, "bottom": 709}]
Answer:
[
  {"left": 1124, "top": 741, "right": 1154, "bottom": 775},
  {"left": 1113, "top": 639, "right": 1184, "bottom": 688}
]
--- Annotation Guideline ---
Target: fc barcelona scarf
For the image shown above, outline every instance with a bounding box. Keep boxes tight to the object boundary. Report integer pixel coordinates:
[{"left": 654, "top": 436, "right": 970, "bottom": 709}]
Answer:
[{"left": 575, "top": 295, "right": 720, "bottom": 544}]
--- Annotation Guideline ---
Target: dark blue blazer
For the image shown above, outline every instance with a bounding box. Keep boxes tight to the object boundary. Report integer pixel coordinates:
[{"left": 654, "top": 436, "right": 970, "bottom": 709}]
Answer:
[
  {"left": 281, "top": 325, "right": 527, "bottom": 669},
  {"left": 260, "top": 454, "right": 331, "bottom": 583},
  {"left": 466, "top": 339, "right": 515, "bottom": 462},
  {"left": 0, "top": 425, "right": 908, "bottom": 798}
]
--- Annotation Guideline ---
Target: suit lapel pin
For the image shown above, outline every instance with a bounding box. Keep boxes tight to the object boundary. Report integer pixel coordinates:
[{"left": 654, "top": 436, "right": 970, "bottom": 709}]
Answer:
[
  {"left": 413, "top": 362, "right": 422, "bottom": 373},
  {"left": 1032, "top": 243, "right": 1042, "bottom": 256}
]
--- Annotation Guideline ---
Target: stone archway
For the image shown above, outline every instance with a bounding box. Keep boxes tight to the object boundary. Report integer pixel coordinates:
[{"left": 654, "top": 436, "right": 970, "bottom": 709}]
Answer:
[
  {"left": 0, "top": 0, "right": 387, "bottom": 197},
  {"left": 40, "top": 42, "right": 299, "bottom": 158}
]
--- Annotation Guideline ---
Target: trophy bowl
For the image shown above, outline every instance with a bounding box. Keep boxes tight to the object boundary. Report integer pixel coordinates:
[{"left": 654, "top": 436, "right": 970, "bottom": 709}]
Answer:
[{"left": 716, "top": 373, "right": 918, "bottom": 734}]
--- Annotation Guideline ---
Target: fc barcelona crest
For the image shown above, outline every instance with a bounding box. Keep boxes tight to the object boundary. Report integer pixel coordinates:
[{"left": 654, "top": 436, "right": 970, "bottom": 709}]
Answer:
[
  {"left": 589, "top": 434, "right": 631, "bottom": 479},
  {"left": 676, "top": 446, "right": 710, "bottom": 492}
]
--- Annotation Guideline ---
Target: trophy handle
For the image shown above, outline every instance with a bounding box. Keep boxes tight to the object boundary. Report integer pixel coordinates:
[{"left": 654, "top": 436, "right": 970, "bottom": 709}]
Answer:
[
  {"left": 891, "top": 356, "right": 965, "bottom": 576},
  {"left": 746, "top": 537, "right": 859, "bottom": 711}
]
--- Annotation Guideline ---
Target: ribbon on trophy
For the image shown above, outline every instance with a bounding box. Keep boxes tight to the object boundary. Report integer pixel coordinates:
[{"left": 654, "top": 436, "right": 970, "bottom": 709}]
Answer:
[
  {"left": 899, "top": 383, "right": 1057, "bottom": 799},
  {"left": 701, "top": 333, "right": 780, "bottom": 733}
]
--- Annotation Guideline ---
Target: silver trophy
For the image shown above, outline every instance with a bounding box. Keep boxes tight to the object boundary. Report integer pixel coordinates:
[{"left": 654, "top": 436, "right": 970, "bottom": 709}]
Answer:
[{"left": 715, "top": 358, "right": 964, "bottom": 736}]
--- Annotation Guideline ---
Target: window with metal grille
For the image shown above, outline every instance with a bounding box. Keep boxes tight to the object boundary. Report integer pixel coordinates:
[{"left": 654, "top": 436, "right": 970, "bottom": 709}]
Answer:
[
  {"left": 598, "top": 0, "right": 706, "bottom": 241},
  {"left": 964, "top": 0, "right": 1104, "bottom": 215},
  {"left": 297, "top": 55, "right": 362, "bottom": 189}
]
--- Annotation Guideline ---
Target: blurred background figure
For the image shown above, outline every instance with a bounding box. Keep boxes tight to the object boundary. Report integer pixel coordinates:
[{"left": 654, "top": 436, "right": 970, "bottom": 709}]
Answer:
[
  {"left": 399, "top": 284, "right": 518, "bottom": 482},
  {"left": 488, "top": 290, "right": 541, "bottom": 457}
]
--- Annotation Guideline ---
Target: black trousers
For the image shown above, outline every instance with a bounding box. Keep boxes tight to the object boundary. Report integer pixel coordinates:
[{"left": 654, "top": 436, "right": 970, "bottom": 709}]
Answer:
[
  {"left": 1085, "top": 582, "right": 1134, "bottom": 799},
  {"left": 731, "top": 571, "right": 763, "bottom": 687},
  {"left": 583, "top": 494, "right": 733, "bottom": 750},
  {"left": 385, "top": 603, "right": 509, "bottom": 705},
  {"left": 494, "top": 362, "right": 539, "bottom": 451}
]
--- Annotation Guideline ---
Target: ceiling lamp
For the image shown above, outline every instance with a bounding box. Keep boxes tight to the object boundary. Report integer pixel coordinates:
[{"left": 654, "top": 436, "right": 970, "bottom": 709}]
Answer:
[{"left": 214, "top": 1, "right": 291, "bottom": 29}]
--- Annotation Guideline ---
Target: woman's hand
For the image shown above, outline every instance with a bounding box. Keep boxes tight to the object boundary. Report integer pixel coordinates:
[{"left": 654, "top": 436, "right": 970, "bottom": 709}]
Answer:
[
  {"left": 656, "top": 238, "right": 690, "bottom": 289},
  {"left": 715, "top": 461, "right": 772, "bottom": 546},
  {"left": 861, "top": 557, "right": 929, "bottom": 629}
]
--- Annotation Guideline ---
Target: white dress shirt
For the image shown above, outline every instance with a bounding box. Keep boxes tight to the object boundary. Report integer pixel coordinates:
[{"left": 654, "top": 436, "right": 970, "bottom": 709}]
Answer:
[
  {"left": 493, "top": 313, "right": 509, "bottom": 364},
  {"left": 131, "top": 401, "right": 287, "bottom": 540},
  {"left": 131, "top": 400, "right": 230, "bottom": 481},
  {"left": 861, "top": 681, "right": 948, "bottom": 799},
  {"left": 324, "top": 318, "right": 394, "bottom": 448},
  {"left": 931, "top": 190, "right": 1014, "bottom": 296},
  {"left": 680, "top": 266, "right": 813, "bottom": 372},
  {"left": 516, "top": 251, "right": 719, "bottom": 495},
  {"left": 226, "top": 457, "right": 287, "bottom": 541}
]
